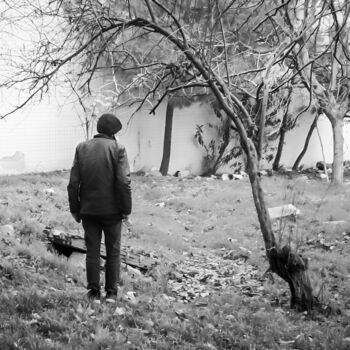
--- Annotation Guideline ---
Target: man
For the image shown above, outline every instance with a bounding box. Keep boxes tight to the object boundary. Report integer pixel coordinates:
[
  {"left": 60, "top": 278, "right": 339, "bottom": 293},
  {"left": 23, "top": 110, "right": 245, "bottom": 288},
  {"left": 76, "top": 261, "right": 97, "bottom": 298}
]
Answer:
[{"left": 67, "top": 113, "right": 132, "bottom": 301}]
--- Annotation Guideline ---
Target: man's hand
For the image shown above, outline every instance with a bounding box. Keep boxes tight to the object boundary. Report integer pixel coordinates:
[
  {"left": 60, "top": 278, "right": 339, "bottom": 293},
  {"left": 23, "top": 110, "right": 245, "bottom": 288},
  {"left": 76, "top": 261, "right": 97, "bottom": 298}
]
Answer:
[
  {"left": 71, "top": 213, "right": 81, "bottom": 223},
  {"left": 122, "top": 214, "right": 132, "bottom": 226}
]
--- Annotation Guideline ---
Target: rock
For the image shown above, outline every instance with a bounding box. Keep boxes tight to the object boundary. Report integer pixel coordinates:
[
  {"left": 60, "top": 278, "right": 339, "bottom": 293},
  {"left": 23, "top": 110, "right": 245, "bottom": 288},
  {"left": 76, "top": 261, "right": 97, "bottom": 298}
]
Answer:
[
  {"left": 268, "top": 204, "right": 300, "bottom": 220},
  {"left": 0, "top": 224, "right": 15, "bottom": 238},
  {"left": 233, "top": 174, "right": 243, "bottom": 180},
  {"left": 43, "top": 188, "right": 55, "bottom": 195},
  {"left": 221, "top": 173, "right": 234, "bottom": 181},
  {"left": 123, "top": 291, "right": 138, "bottom": 305}
]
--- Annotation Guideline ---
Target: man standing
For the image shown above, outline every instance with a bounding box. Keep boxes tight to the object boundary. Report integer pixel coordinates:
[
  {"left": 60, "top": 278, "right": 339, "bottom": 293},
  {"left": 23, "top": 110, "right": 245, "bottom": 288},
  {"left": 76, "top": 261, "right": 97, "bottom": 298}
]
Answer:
[{"left": 67, "top": 113, "right": 132, "bottom": 301}]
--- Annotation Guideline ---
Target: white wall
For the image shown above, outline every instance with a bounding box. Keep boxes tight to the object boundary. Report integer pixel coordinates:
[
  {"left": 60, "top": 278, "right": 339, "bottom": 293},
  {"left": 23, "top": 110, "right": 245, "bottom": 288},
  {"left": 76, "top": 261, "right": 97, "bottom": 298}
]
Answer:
[
  {"left": 0, "top": 94, "right": 85, "bottom": 174},
  {"left": 280, "top": 114, "right": 333, "bottom": 168},
  {"left": 1, "top": 97, "right": 349, "bottom": 176},
  {"left": 117, "top": 101, "right": 217, "bottom": 175}
]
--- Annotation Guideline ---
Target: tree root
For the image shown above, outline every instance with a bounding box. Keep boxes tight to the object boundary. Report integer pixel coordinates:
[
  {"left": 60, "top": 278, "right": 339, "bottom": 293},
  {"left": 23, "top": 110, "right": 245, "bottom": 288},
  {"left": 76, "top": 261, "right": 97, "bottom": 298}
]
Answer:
[{"left": 268, "top": 245, "right": 313, "bottom": 312}]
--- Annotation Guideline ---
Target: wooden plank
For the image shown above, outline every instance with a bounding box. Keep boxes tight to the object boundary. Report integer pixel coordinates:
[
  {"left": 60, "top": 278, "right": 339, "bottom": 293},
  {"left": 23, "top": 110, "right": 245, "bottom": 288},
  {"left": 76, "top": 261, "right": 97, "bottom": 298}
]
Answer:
[
  {"left": 43, "top": 227, "right": 156, "bottom": 272},
  {"left": 268, "top": 204, "right": 300, "bottom": 221}
]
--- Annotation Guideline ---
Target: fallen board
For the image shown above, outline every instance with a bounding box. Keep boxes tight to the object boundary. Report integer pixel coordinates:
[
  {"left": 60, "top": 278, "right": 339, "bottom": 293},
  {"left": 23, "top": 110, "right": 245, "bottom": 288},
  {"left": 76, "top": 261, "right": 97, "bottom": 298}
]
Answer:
[
  {"left": 268, "top": 204, "right": 300, "bottom": 221},
  {"left": 43, "top": 227, "right": 156, "bottom": 273}
]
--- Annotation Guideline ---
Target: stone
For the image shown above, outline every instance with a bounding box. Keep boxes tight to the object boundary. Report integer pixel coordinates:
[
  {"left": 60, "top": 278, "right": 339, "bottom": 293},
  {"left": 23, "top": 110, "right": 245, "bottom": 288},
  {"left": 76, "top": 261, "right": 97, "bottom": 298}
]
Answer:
[
  {"left": 0, "top": 224, "right": 15, "bottom": 238},
  {"left": 268, "top": 204, "right": 300, "bottom": 220},
  {"left": 43, "top": 188, "right": 55, "bottom": 195},
  {"left": 221, "top": 173, "right": 233, "bottom": 181},
  {"left": 233, "top": 174, "right": 243, "bottom": 180},
  {"left": 123, "top": 291, "right": 138, "bottom": 305},
  {"left": 114, "top": 307, "right": 126, "bottom": 316}
]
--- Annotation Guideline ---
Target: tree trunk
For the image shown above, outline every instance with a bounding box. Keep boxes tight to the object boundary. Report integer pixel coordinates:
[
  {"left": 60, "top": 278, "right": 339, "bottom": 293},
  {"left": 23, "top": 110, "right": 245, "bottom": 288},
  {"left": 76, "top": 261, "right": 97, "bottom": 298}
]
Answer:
[
  {"left": 272, "top": 127, "right": 286, "bottom": 171},
  {"left": 331, "top": 117, "right": 344, "bottom": 185},
  {"left": 292, "top": 115, "right": 318, "bottom": 171},
  {"left": 272, "top": 87, "right": 293, "bottom": 171},
  {"left": 202, "top": 115, "right": 231, "bottom": 176},
  {"left": 246, "top": 140, "right": 313, "bottom": 311},
  {"left": 159, "top": 100, "right": 174, "bottom": 176}
]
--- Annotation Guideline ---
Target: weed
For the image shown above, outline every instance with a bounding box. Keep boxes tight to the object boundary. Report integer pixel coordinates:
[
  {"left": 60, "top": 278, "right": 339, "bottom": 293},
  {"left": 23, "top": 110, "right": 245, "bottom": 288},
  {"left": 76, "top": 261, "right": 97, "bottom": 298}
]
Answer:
[{"left": 13, "top": 240, "right": 71, "bottom": 273}]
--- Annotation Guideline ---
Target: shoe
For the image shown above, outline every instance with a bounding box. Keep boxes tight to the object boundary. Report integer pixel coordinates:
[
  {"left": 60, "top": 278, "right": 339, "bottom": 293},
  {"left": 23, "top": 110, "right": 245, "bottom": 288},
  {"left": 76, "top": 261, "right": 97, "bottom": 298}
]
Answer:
[
  {"left": 87, "top": 289, "right": 101, "bottom": 301},
  {"left": 105, "top": 292, "right": 118, "bottom": 303}
]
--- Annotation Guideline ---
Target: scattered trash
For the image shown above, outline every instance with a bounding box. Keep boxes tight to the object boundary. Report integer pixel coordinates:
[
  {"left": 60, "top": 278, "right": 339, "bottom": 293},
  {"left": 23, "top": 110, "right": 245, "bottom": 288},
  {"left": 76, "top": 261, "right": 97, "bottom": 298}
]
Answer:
[{"left": 174, "top": 170, "right": 191, "bottom": 178}]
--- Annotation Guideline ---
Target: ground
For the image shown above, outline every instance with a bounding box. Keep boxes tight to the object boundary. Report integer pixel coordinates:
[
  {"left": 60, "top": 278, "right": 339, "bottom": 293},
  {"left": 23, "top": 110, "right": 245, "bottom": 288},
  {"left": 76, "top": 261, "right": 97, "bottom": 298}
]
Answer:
[{"left": 0, "top": 171, "right": 350, "bottom": 349}]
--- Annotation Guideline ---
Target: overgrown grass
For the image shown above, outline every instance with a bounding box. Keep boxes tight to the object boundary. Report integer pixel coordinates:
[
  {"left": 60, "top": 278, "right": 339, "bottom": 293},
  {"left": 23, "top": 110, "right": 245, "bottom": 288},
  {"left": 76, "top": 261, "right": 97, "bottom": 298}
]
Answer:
[{"left": 0, "top": 171, "right": 350, "bottom": 348}]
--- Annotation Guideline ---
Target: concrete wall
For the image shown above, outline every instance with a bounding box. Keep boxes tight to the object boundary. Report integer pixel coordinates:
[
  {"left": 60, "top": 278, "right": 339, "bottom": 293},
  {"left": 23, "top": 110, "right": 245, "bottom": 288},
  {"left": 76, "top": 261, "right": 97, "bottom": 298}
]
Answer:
[
  {"left": 0, "top": 99, "right": 217, "bottom": 175},
  {"left": 116, "top": 101, "right": 218, "bottom": 175},
  {"left": 279, "top": 114, "right": 350, "bottom": 169},
  {"left": 0, "top": 94, "right": 85, "bottom": 174},
  {"left": 1, "top": 97, "right": 349, "bottom": 176}
]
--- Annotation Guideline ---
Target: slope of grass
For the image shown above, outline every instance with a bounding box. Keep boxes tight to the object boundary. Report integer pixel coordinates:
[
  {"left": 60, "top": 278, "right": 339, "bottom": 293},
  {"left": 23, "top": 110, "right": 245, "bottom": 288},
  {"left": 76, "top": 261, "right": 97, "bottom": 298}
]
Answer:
[{"left": 0, "top": 171, "right": 349, "bottom": 349}]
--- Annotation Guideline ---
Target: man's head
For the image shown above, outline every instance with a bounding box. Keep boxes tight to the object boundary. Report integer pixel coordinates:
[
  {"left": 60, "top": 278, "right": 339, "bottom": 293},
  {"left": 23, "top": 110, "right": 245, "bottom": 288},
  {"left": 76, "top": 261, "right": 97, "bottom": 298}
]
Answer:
[{"left": 97, "top": 113, "right": 122, "bottom": 136}]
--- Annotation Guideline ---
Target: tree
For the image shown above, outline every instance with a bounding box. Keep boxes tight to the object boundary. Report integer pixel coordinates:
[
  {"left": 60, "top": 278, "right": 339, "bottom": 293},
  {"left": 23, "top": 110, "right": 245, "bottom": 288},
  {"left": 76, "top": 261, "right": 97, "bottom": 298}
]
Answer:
[
  {"left": 159, "top": 98, "right": 175, "bottom": 175},
  {"left": 1, "top": 0, "right": 320, "bottom": 310},
  {"left": 159, "top": 95, "right": 194, "bottom": 176},
  {"left": 260, "top": 0, "right": 350, "bottom": 184},
  {"left": 292, "top": 114, "right": 319, "bottom": 171}
]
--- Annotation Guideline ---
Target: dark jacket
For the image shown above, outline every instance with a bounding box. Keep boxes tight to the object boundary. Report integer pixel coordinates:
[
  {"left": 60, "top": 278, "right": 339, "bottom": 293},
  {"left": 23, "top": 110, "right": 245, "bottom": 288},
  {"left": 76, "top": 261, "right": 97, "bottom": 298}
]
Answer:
[{"left": 67, "top": 134, "right": 132, "bottom": 218}]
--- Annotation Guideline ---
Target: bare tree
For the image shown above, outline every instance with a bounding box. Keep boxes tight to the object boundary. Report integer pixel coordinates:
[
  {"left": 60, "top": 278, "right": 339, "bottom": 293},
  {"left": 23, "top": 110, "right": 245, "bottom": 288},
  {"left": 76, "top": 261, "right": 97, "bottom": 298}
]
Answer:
[
  {"left": 1, "top": 0, "right": 325, "bottom": 311},
  {"left": 255, "top": 0, "right": 350, "bottom": 184}
]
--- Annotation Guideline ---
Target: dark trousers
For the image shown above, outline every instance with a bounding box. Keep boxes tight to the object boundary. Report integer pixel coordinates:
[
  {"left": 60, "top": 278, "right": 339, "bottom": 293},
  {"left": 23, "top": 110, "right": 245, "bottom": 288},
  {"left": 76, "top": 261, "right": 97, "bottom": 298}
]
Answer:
[{"left": 82, "top": 216, "right": 122, "bottom": 295}]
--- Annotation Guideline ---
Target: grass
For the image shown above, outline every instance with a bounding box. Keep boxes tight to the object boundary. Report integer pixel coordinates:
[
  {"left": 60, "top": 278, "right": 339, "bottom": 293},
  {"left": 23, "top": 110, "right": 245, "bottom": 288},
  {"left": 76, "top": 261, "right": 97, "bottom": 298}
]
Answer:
[{"left": 0, "top": 170, "right": 350, "bottom": 349}]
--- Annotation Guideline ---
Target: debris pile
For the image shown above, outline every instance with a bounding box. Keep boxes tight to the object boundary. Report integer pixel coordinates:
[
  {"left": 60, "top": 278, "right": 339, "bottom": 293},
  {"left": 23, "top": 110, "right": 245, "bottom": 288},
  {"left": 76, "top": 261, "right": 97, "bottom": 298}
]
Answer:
[
  {"left": 43, "top": 227, "right": 157, "bottom": 273},
  {"left": 166, "top": 249, "right": 264, "bottom": 304}
]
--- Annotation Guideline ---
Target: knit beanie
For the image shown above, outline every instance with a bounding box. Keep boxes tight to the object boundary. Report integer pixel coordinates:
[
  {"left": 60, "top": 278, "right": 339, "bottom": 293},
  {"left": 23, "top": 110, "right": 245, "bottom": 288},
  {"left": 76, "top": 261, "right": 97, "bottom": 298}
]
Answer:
[{"left": 97, "top": 113, "right": 122, "bottom": 135}]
